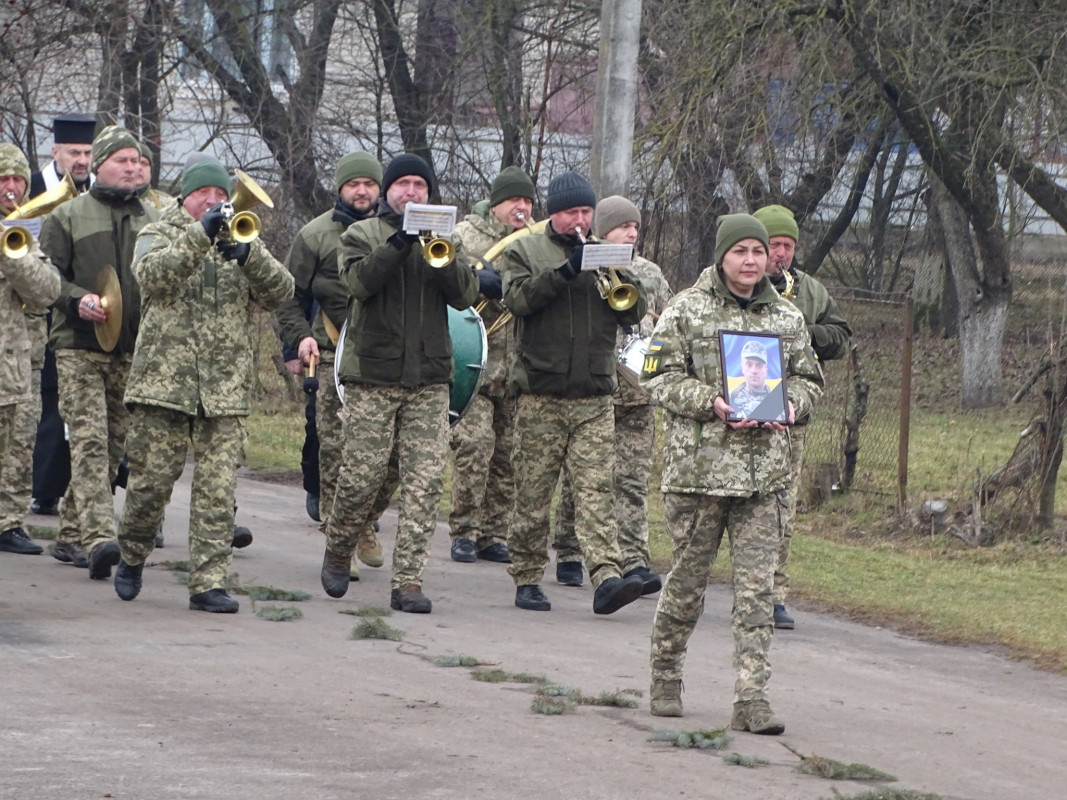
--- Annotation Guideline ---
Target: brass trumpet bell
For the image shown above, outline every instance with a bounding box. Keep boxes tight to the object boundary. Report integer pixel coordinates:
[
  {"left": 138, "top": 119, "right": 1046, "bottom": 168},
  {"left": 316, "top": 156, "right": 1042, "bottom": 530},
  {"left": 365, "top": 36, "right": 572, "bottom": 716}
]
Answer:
[
  {"left": 223, "top": 168, "right": 273, "bottom": 243},
  {"left": 3, "top": 171, "right": 78, "bottom": 259},
  {"left": 596, "top": 268, "right": 639, "bottom": 311},
  {"left": 421, "top": 235, "right": 454, "bottom": 268}
]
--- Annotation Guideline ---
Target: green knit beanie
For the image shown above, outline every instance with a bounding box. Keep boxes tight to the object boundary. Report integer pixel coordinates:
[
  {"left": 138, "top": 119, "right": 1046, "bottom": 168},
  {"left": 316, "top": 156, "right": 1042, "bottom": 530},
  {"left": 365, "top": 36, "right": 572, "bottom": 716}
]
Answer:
[
  {"left": 334, "top": 151, "right": 383, "bottom": 192},
  {"left": 490, "top": 166, "right": 536, "bottom": 207},
  {"left": 180, "top": 156, "right": 231, "bottom": 200},
  {"left": 91, "top": 125, "right": 141, "bottom": 173},
  {"left": 714, "top": 214, "right": 769, "bottom": 266},
  {"left": 752, "top": 204, "right": 799, "bottom": 241}
]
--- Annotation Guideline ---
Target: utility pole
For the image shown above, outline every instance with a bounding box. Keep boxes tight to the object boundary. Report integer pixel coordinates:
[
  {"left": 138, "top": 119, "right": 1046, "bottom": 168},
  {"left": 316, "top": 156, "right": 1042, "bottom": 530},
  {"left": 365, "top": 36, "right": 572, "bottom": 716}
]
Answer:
[{"left": 589, "top": 0, "right": 642, "bottom": 199}]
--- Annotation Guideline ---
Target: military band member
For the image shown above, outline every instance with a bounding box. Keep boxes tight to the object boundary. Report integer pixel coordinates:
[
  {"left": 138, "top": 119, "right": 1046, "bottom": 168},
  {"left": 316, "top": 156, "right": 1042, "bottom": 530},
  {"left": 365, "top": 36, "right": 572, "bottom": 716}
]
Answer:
[
  {"left": 276, "top": 151, "right": 393, "bottom": 579},
  {"left": 500, "top": 172, "right": 647, "bottom": 615},
  {"left": 0, "top": 144, "right": 62, "bottom": 557},
  {"left": 40, "top": 126, "right": 161, "bottom": 580},
  {"left": 447, "top": 165, "right": 539, "bottom": 565},
  {"left": 113, "top": 156, "right": 294, "bottom": 612},
  {"left": 320, "top": 153, "right": 479, "bottom": 613},
  {"left": 553, "top": 196, "right": 669, "bottom": 594},
  {"left": 642, "top": 213, "right": 823, "bottom": 732}
]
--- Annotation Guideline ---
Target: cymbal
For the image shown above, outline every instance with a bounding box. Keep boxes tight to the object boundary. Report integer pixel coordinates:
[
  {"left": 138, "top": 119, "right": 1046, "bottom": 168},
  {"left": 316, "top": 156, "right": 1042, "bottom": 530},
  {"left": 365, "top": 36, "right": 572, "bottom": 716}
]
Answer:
[{"left": 94, "top": 264, "right": 123, "bottom": 352}]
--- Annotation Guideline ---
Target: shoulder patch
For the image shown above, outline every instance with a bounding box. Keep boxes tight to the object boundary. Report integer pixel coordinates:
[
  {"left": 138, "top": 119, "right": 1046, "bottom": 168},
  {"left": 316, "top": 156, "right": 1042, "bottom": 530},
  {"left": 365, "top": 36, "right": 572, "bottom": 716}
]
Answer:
[{"left": 641, "top": 340, "right": 664, "bottom": 377}]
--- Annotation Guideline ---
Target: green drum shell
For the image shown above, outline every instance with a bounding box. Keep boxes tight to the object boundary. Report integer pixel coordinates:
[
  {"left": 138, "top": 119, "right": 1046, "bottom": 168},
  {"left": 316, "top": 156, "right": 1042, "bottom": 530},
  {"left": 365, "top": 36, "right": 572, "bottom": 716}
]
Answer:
[{"left": 334, "top": 308, "right": 487, "bottom": 428}]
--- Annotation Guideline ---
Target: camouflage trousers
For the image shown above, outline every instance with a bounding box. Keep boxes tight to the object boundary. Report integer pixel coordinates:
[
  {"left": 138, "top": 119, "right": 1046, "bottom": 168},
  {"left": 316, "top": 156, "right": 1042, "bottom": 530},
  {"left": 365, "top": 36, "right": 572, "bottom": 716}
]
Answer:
[
  {"left": 315, "top": 350, "right": 344, "bottom": 525},
  {"left": 651, "top": 490, "right": 785, "bottom": 704},
  {"left": 118, "top": 405, "right": 244, "bottom": 595},
  {"left": 0, "top": 405, "right": 15, "bottom": 493},
  {"left": 0, "top": 369, "right": 41, "bottom": 530},
  {"left": 507, "top": 394, "right": 624, "bottom": 589},
  {"left": 325, "top": 383, "right": 448, "bottom": 589},
  {"left": 554, "top": 402, "right": 656, "bottom": 572},
  {"left": 774, "top": 425, "right": 806, "bottom": 605},
  {"left": 448, "top": 390, "right": 516, "bottom": 549},
  {"left": 55, "top": 350, "right": 130, "bottom": 552}
]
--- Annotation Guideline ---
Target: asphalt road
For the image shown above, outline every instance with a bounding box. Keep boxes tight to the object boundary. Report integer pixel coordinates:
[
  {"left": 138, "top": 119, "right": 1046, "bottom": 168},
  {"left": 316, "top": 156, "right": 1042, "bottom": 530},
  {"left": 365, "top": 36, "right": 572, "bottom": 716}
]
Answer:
[{"left": 2, "top": 469, "right": 1064, "bottom": 800}]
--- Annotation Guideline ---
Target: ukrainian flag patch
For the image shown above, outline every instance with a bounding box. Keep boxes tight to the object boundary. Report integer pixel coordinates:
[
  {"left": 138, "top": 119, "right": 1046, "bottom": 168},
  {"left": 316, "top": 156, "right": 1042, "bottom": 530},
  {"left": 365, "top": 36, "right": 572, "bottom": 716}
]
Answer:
[{"left": 641, "top": 340, "right": 664, "bottom": 377}]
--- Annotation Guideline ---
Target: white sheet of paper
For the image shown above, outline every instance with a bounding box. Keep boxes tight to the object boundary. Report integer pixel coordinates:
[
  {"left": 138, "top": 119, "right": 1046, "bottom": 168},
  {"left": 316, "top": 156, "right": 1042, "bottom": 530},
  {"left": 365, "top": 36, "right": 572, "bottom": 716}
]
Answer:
[
  {"left": 403, "top": 204, "right": 457, "bottom": 235},
  {"left": 580, "top": 243, "right": 633, "bottom": 270}
]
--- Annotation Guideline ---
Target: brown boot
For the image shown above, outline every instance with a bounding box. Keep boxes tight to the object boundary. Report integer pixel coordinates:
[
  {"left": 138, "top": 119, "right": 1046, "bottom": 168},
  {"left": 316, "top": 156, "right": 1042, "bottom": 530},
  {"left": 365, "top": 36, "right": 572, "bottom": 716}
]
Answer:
[
  {"left": 650, "top": 679, "right": 684, "bottom": 717},
  {"left": 390, "top": 583, "right": 432, "bottom": 613},
  {"left": 730, "top": 699, "right": 784, "bottom": 735},
  {"left": 356, "top": 524, "right": 385, "bottom": 567}
]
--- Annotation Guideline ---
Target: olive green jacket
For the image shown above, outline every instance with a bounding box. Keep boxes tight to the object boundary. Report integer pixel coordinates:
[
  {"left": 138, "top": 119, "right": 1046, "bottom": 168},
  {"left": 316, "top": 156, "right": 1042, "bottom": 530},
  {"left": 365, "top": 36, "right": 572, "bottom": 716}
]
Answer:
[
  {"left": 125, "top": 203, "right": 294, "bottom": 417},
  {"left": 773, "top": 268, "right": 852, "bottom": 361},
  {"left": 641, "top": 267, "right": 823, "bottom": 496},
  {"left": 501, "top": 222, "right": 645, "bottom": 398},
  {"left": 336, "top": 209, "right": 479, "bottom": 387}
]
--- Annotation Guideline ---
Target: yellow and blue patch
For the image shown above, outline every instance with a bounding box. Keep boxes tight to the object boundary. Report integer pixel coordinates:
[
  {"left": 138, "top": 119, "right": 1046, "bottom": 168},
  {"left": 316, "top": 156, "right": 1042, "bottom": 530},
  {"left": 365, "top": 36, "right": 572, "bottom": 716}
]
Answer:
[{"left": 641, "top": 340, "right": 663, "bottom": 377}]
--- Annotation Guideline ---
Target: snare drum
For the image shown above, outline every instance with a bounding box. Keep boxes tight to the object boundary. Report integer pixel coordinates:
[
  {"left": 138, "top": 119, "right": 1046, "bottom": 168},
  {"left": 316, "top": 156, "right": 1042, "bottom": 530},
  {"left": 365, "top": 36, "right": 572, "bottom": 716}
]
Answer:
[{"left": 617, "top": 334, "right": 650, "bottom": 393}]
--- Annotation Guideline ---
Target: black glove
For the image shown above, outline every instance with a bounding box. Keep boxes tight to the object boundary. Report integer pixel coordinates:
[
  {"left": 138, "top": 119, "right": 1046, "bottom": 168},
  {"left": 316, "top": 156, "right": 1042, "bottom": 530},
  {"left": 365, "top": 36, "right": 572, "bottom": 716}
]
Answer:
[
  {"left": 217, "top": 239, "right": 251, "bottom": 266},
  {"left": 557, "top": 248, "right": 582, "bottom": 281},
  {"left": 476, "top": 262, "right": 503, "bottom": 300},
  {"left": 387, "top": 229, "right": 420, "bottom": 250},
  {"left": 201, "top": 202, "right": 228, "bottom": 241}
]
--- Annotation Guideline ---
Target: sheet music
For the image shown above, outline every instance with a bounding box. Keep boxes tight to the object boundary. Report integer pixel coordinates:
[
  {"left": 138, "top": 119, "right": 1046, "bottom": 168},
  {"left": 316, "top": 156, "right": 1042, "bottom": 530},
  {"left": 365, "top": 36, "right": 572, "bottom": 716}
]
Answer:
[
  {"left": 403, "top": 204, "right": 458, "bottom": 235},
  {"left": 580, "top": 243, "right": 633, "bottom": 270}
]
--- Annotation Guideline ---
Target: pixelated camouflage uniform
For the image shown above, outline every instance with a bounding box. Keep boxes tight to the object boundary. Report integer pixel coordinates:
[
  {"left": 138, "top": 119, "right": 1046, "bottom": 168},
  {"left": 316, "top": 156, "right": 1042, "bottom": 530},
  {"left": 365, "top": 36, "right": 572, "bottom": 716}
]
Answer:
[
  {"left": 0, "top": 147, "right": 63, "bottom": 521},
  {"left": 500, "top": 223, "right": 646, "bottom": 590},
  {"left": 729, "top": 382, "right": 786, "bottom": 422},
  {"left": 641, "top": 266, "right": 822, "bottom": 704},
  {"left": 324, "top": 205, "right": 478, "bottom": 590},
  {"left": 275, "top": 202, "right": 375, "bottom": 524},
  {"left": 117, "top": 202, "right": 294, "bottom": 595},
  {"left": 40, "top": 181, "right": 160, "bottom": 554},
  {"left": 555, "top": 254, "right": 672, "bottom": 573},
  {"left": 448, "top": 201, "right": 519, "bottom": 550},
  {"left": 771, "top": 268, "right": 851, "bottom": 604}
]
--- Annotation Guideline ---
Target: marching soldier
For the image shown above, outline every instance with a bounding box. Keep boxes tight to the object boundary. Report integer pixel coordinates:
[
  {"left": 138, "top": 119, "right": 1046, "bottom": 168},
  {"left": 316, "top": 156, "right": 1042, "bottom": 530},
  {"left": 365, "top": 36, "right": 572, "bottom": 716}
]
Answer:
[
  {"left": 499, "top": 171, "right": 647, "bottom": 615},
  {"left": 113, "top": 155, "right": 293, "bottom": 612},
  {"left": 642, "top": 213, "right": 823, "bottom": 731},
  {"left": 753, "top": 204, "right": 852, "bottom": 629},
  {"left": 320, "top": 153, "right": 479, "bottom": 613},
  {"left": 447, "top": 165, "right": 538, "bottom": 565},
  {"left": 39, "top": 125, "right": 161, "bottom": 580},
  {"left": 0, "top": 144, "right": 62, "bottom": 557}
]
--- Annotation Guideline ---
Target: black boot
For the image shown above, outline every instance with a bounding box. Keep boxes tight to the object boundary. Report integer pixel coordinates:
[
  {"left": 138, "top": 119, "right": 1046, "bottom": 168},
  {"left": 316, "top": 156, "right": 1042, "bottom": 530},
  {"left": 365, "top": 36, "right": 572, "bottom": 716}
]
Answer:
[
  {"left": 0, "top": 527, "right": 44, "bottom": 555},
  {"left": 592, "top": 574, "right": 644, "bottom": 615},
  {"left": 189, "top": 588, "right": 239, "bottom": 613},
  {"left": 88, "top": 540, "right": 121, "bottom": 580},
  {"left": 515, "top": 584, "right": 551, "bottom": 611},
  {"left": 321, "top": 549, "right": 351, "bottom": 598},
  {"left": 114, "top": 560, "right": 144, "bottom": 601}
]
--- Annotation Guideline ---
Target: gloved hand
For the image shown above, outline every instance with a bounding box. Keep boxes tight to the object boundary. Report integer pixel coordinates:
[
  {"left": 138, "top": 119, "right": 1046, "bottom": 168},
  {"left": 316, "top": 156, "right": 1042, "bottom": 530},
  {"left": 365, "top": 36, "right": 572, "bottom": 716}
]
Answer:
[
  {"left": 476, "top": 262, "right": 503, "bottom": 300},
  {"left": 216, "top": 239, "right": 251, "bottom": 266},
  {"left": 557, "top": 246, "right": 583, "bottom": 281},
  {"left": 387, "top": 229, "right": 420, "bottom": 250},
  {"left": 201, "top": 202, "right": 228, "bottom": 241}
]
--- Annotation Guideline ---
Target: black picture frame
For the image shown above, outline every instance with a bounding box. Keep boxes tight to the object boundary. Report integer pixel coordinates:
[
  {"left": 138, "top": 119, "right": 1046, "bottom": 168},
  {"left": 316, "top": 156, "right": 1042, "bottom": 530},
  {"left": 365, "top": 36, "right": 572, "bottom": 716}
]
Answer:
[{"left": 718, "top": 330, "right": 789, "bottom": 423}]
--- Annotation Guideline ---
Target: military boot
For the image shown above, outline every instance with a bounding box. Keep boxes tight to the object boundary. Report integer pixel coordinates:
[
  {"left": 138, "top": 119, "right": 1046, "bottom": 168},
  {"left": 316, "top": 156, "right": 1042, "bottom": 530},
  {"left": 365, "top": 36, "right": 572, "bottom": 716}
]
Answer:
[
  {"left": 390, "top": 583, "right": 432, "bottom": 613},
  {"left": 650, "top": 679, "right": 684, "bottom": 717},
  {"left": 730, "top": 699, "right": 785, "bottom": 735},
  {"left": 87, "top": 539, "right": 121, "bottom": 580},
  {"left": 321, "top": 548, "right": 352, "bottom": 598},
  {"left": 773, "top": 604, "right": 795, "bottom": 629},
  {"left": 52, "top": 541, "right": 88, "bottom": 568},
  {"left": 356, "top": 523, "right": 385, "bottom": 567},
  {"left": 114, "top": 560, "right": 144, "bottom": 601}
]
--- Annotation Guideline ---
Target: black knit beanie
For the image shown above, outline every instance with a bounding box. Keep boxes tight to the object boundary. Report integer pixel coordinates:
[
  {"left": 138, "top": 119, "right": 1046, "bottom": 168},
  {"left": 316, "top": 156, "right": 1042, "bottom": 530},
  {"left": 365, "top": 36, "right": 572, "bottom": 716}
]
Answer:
[
  {"left": 546, "top": 171, "right": 596, "bottom": 215},
  {"left": 382, "top": 153, "right": 434, "bottom": 197}
]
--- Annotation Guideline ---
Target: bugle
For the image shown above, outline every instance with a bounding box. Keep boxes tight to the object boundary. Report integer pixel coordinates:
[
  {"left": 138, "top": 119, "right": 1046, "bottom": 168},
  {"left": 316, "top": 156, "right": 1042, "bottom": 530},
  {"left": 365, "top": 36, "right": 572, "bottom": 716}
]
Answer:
[
  {"left": 2, "top": 172, "right": 78, "bottom": 259},
  {"left": 220, "top": 168, "right": 273, "bottom": 243},
  {"left": 420, "top": 234, "right": 454, "bottom": 268},
  {"left": 574, "top": 227, "right": 639, "bottom": 312}
]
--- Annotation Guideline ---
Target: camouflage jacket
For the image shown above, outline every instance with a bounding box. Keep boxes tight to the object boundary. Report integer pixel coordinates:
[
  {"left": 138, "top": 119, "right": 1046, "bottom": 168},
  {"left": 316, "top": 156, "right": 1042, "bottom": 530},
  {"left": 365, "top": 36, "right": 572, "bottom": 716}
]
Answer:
[
  {"left": 41, "top": 186, "right": 160, "bottom": 355},
  {"left": 0, "top": 243, "right": 61, "bottom": 406},
  {"left": 615, "top": 254, "right": 672, "bottom": 407},
  {"left": 337, "top": 208, "right": 479, "bottom": 387},
  {"left": 641, "top": 267, "right": 823, "bottom": 496},
  {"left": 124, "top": 203, "right": 294, "bottom": 417},
  {"left": 275, "top": 204, "right": 374, "bottom": 354},
  {"left": 773, "top": 268, "right": 852, "bottom": 361},
  {"left": 452, "top": 201, "right": 518, "bottom": 398},
  {"left": 501, "top": 222, "right": 646, "bottom": 398}
]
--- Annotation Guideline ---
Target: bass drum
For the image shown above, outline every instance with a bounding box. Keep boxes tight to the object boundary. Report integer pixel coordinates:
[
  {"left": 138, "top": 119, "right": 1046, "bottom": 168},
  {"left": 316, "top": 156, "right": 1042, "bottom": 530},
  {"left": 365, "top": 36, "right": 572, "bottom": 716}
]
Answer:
[{"left": 333, "top": 307, "right": 487, "bottom": 428}]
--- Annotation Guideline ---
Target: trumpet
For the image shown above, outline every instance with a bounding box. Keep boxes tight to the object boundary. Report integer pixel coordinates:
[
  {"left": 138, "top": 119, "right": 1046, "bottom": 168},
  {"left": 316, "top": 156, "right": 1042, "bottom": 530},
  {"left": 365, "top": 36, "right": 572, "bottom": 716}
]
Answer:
[
  {"left": 420, "top": 234, "right": 454, "bottom": 268},
  {"left": 3, "top": 172, "right": 78, "bottom": 259},
  {"left": 574, "top": 227, "right": 639, "bottom": 312},
  {"left": 474, "top": 216, "right": 549, "bottom": 337},
  {"left": 220, "top": 168, "right": 273, "bottom": 244}
]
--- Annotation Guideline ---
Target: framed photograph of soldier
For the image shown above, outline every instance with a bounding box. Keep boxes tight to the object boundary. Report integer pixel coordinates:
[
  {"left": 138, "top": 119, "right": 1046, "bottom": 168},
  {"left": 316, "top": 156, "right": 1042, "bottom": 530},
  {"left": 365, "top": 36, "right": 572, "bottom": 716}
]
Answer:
[{"left": 718, "top": 330, "right": 788, "bottom": 423}]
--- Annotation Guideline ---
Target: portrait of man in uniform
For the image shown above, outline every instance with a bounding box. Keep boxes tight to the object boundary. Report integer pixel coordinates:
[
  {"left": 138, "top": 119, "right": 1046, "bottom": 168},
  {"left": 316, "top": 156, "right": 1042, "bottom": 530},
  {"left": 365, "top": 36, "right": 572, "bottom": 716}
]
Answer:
[{"left": 721, "top": 332, "right": 787, "bottom": 423}]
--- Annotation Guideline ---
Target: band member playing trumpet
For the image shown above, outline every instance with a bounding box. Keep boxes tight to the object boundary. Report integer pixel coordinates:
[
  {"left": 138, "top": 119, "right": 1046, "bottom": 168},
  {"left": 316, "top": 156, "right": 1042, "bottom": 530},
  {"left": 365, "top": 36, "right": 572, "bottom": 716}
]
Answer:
[
  {"left": 0, "top": 144, "right": 62, "bottom": 558},
  {"left": 320, "top": 153, "right": 479, "bottom": 613},
  {"left": 446, "top": 165, "right": 538, "bottom": 566},
  {"left": 499, "top": 171, "right": 647, "bottom": 615},
  {"left": 554, "top": 196, "right": 670, "bottom": 594},
  {"left": 40, "top": 126, "right": 161, "bottom": 581},
  {"left": 113, "top": 155, "right": 293, "bottom": 612}
]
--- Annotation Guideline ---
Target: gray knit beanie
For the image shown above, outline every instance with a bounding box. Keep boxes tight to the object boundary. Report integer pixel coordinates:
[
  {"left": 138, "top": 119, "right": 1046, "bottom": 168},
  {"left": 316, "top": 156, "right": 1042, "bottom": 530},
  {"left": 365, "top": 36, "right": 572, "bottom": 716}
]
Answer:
[{"left": 594, "top": 195, "right": 640, "bottom": 238}]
